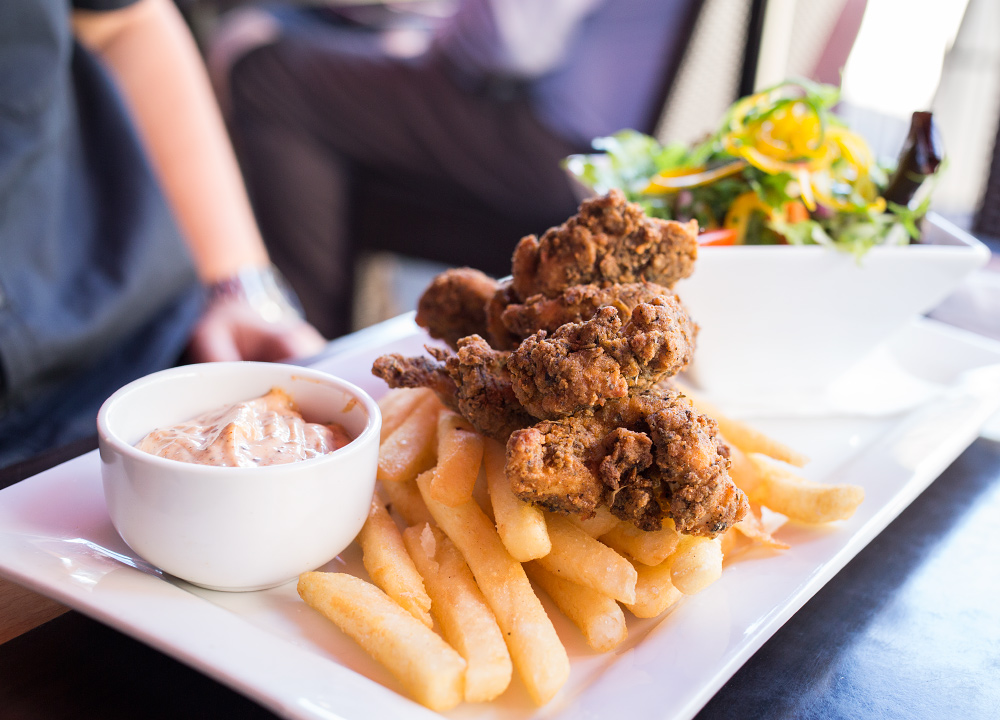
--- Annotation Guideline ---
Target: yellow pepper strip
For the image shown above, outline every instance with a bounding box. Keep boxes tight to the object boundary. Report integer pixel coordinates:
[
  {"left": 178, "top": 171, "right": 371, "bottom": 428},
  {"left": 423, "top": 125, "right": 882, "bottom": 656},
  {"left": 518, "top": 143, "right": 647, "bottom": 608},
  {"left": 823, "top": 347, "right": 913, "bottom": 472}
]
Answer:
[
  {"left": 642, "top": 82, "right": 886, "bottom": 218},
  {"left": 717, "top": 83, "right": 885, "bottom": 214},
  {"left": 753, "top": 102, "right": 824, "bottom": 161},
  {"left": 643, "top": 160, "right": 747, "bottom": 194},
  {"left": 794, "top": 166, "right": 817, "bottom": 210},
  {"left": 826, "top": 126, "right": 873, "bottom": 174},
  {"left": 723, "top": 191, "right": 774, "bottom": 244},
  {"left": 813, "top": 186, "right": 886, "bottom": 214},
  {"left": 729, "top": 140, "right": 837, "bottom": 177}
]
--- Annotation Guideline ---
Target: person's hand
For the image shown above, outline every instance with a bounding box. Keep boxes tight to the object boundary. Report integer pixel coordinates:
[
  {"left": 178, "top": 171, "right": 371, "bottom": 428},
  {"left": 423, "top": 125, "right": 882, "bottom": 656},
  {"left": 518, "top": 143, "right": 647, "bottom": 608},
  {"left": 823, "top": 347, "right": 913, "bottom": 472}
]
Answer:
[{"left": 187, "top": 296, "right": 327, "bottom": 363}]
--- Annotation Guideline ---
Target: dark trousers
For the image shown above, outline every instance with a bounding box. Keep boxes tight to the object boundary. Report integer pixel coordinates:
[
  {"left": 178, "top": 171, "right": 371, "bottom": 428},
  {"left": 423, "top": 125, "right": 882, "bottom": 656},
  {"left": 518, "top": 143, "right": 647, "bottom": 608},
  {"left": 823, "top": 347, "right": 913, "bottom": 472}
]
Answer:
[{"left": 227, "top": 12, "right": 584, "bottom": 339}]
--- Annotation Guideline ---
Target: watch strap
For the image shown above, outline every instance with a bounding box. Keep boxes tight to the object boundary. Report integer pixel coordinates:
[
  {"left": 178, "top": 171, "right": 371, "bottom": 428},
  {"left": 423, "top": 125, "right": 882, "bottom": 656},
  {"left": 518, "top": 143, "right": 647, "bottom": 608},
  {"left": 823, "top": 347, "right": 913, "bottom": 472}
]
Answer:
[{"left": 208, "top": 265, "right": 305, "bottom": 322}]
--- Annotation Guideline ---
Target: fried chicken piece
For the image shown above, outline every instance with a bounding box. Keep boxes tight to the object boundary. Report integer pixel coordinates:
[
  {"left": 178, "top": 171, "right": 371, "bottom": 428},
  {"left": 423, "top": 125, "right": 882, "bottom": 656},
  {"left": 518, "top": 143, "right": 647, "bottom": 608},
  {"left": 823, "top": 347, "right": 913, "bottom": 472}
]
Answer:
[
  {"left": 369, "top": 352, "right": 459, "bottom": 408},
  {"left": 510, "top": 189, "right": 698, "bottom": 301},
  {"left": 484, "top": 278, "right": 522, "bottom": 351},
  {"left": 492, "top": 280, "right": 671, "bottom": 349},
  {"left": 506, "top": 297, "right": 697, "bottom": 418},
  {"left": 379, "top": 293, "right": 696, "bottom": 426},
  {"left": 626, "top": 391, "right": 746, "bottom": 536},
  {"left": 505, "top": 415, "right": 610, "bottom": 519},
  {"left": 413, "top": 192, "right": 696, "bottom": 351},
  {"left": 442, "top": 335, "right": 536, "bottom": 441},
  {"left": 506, "top": 387, "right": 748, "bottom": 537},
  {"left": 415, "top": 267, "right": 500, "bottom": 348},
  {"left": 508, "top": 307, "right": 629, "bottom": 418},
  {"left": 372, "top": 336, "right": 534, "bottom": 442}
]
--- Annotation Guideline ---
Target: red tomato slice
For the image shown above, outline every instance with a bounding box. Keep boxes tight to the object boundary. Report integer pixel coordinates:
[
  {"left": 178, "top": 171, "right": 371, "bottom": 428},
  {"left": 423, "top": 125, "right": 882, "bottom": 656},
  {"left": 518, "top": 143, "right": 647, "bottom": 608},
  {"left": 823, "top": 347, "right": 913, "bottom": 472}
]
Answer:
[{"left": 697, "top": 228, "right": 738, "bottom": 246}]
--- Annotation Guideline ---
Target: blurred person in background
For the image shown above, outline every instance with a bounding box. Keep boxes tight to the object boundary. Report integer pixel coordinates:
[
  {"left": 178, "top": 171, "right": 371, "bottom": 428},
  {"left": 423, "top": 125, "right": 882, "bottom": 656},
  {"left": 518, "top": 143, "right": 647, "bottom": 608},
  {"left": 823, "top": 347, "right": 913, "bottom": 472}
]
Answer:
[
  {"left": 212, "top": 0, "right": 703, "bottom": 340},
  {"left": 0, "top": 0, "right": 325, "bottom": 470}
]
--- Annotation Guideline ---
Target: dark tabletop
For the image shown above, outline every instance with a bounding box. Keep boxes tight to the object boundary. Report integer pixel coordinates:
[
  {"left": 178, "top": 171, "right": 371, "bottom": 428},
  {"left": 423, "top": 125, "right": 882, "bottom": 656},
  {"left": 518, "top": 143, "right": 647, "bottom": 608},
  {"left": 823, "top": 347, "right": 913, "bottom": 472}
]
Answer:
[{"left": 1, "top": 434, "right": 999, "bottom": 719}]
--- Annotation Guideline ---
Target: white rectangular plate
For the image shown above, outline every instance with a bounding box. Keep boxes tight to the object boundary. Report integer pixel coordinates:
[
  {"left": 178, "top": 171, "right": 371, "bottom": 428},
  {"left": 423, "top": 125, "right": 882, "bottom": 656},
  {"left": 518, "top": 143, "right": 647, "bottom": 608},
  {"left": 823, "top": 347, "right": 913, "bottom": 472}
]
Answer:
[{"left": 2, "top": 315, "right": 1000, "bottom": 720}]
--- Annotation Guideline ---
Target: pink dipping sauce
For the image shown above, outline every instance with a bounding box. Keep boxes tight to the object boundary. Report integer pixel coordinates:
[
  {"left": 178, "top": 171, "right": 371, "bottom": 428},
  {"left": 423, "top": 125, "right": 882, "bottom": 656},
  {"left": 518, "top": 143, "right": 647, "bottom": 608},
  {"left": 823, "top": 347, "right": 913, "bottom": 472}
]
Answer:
[{"left": 136, "top": 388, "right": 352, "bottom": 467}]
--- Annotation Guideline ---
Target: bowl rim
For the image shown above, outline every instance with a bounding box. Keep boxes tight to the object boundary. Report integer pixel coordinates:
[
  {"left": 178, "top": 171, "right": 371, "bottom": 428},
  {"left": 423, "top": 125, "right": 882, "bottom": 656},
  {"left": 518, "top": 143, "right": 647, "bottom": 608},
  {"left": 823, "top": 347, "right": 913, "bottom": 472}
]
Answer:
[
  {"left": 690, "top": 212, "right": 988, "bottom": 254},
  {"left": 96, "top": 361, "right": 381, "bottom": 475}
]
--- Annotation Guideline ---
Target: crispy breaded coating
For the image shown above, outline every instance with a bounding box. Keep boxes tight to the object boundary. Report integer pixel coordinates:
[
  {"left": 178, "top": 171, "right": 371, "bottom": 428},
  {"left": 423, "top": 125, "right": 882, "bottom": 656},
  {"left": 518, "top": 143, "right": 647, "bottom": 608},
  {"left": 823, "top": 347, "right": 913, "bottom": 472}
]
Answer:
[
  {"left": 506, "top": 297, "right": 697, "bottom": 418},
  {"left": 444, "top": 335, "right": 536, "bottom": 441},
  {"left": 634, "top": 392, "right": 744, "bottom": 536},
  {"left": 506, "top": 387, "right": 748, "bottom": 537},
  {"left": 507, "top": 307, "right": 630, "bottom": 418},
  {"left": 484, "top": 279, "right": 522, "bottom": 351},
  {"left": 505, "top": 417, "right": 610, "bottom": 518},
  {"left": 415, "top": 267, "right": 500, "bottom": 348},
  {"left": 495, "top": 281, "right": 670, "bottom": 348},
  {"left": 510, "top": 189, "right": 698, "bottom": 301},
  {"left": 370, "top": 352, "right": 459, "bottom": 405},
  {"left": 372, "top": 338, "right": 534, "bottom": 442}
]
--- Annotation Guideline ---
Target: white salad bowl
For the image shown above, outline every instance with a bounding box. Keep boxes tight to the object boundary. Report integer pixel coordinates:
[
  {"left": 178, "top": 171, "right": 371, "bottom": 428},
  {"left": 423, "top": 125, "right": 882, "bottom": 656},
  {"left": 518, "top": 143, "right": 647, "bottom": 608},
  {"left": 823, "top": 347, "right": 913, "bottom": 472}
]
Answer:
[
  {"left": 674, "top": 213, "right": 990, "bottom": 408},
  {"left": 97, "top": 362, "right": 381, "bottom": 592}
]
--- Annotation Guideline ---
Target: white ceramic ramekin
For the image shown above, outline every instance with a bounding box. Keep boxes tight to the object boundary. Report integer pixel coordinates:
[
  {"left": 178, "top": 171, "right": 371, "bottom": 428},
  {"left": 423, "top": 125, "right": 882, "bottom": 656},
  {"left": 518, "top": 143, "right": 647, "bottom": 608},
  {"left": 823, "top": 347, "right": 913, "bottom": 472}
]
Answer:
[{"left": 97, "top": 362, "right": 380, "bottom": 592}]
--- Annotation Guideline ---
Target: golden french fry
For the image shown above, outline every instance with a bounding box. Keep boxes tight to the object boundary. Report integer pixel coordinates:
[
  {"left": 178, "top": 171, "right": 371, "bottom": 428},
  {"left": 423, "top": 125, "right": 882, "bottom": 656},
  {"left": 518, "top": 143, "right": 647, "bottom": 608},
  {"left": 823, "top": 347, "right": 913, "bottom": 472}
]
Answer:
[
  {"left": 669, "top": 535, "right": 723, "bottom": 595},
  {"left": 538, "top": 514, "right": 637, "bottom": 605},
  {"left": 683, "top": 388, "right": 809, "bottom": 467},
  {"left": 378, "top": 475, "right": 434, "bottom": 528},
  {"left": 430, "top": 411, "right": 485, "bottom": 507},
  {"left": 471, "top": 459, "right": 493, "bottom": 520},
  {"left": 402, "top": 523, "right": 512, "bottom": 702},
  {"left": 565, "top": 505, "right": 620, "bottom": 537},
  {"left": 378, "top": 387, "right": 435, "bottom": 443},
  {"left": 600, "top": 518, "right": 679, "bottom": 567},
  {"left": 624, "top": 558, "right": 684, "bottom": 618},
  {"left": 720, "top": 525, "right": 744, "bottom": 558},
  {"left": 357, "top": 491, "right": 433, "bottom": 628},
  {"left": 733, "top": 502, "right": 789, "bottom": 550},
  {"left": 378, "top": 393, "right": 441, "bottom": 483},
  {"left": 726, "top": 442, "right": 762, "bottom": 495},
  {"left": 415, "top": 471, "right": 569, "bottom": 706},
  {"left": 484, "top": 439, "right": 550, "bottom": 562},
  {"left": 747, "top": 453, "right": 864, "bottom": 523},
  {"left": 298, "top": 572, "right": 465, "bottom": 712},
  {"left": 524, "top": 561, "right": 627, "bottom": 652},
  {"left": 377, "top": 387, "right": 408, "bottom": 419}
]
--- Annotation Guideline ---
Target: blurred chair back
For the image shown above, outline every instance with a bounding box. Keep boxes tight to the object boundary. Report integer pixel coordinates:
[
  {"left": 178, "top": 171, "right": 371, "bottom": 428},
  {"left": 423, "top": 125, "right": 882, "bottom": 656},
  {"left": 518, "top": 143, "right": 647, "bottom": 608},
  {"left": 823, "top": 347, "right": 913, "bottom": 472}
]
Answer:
[
  {"left": 356, "top": 0, "right": 710, "bottom": 276},
  {"left": 359, "top": 0, "right": 858, "bottom": 276},
  {"left": 655, "top": 0, "right": 858, "bottom": 147}
]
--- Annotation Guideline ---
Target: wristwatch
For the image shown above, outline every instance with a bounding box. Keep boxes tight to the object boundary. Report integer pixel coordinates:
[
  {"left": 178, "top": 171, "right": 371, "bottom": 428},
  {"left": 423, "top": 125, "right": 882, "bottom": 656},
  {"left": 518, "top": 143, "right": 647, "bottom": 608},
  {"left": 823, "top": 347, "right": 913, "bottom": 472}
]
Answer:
[{"left": 207, "top": 265, "right": 305, "bottom": 323}]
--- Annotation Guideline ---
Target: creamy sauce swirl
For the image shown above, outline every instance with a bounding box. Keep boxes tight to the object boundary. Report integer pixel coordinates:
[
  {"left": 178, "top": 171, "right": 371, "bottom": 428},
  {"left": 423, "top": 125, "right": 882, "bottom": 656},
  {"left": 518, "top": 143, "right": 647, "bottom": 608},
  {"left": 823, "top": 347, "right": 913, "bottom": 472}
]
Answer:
[{"left": 137, "top": 388, "right": 352, "bottom": 467}]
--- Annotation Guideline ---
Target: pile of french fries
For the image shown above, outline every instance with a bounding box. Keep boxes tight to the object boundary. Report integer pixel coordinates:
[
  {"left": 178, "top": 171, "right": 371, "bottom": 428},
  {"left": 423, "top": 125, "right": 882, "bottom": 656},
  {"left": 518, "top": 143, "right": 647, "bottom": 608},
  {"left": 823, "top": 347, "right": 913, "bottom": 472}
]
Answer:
[{"left": 297, "top": 386, "right": 865, "bottom": 711}]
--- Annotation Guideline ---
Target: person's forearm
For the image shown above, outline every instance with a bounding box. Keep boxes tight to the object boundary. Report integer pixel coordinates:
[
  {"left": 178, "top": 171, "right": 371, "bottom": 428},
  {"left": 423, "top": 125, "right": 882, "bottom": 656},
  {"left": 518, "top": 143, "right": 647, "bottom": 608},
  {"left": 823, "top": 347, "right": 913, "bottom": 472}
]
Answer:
[{"left": 73, "top": 0, "right": 268, "bottom": 284}]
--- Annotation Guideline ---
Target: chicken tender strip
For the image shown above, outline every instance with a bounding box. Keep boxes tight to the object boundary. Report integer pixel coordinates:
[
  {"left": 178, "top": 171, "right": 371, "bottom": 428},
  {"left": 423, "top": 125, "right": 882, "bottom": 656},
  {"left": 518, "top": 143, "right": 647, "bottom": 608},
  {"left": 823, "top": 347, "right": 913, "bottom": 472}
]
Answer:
[
  {"left": 484, "top": 279, "right": 522, "bottom": 350},
  {"left": 506, "top": 297, "right": 697, "bottom": 418},
  {"left": 494, "top": 280, "right": 671, "bottom": 349},
  {"left": 511, "top": 189, "right": 698, "bottom": 300},
  {"left": 373, "top": 338, "right": 534, "bottom": 442},
  {"left": 415, "top": 267, "right": 500, "bottom": 348},
  {"left": 506, "top": 387, "right": 748, "bottom": 537},
  {"left": 370, "top": 352, "right": 459, "bottom": 407}
]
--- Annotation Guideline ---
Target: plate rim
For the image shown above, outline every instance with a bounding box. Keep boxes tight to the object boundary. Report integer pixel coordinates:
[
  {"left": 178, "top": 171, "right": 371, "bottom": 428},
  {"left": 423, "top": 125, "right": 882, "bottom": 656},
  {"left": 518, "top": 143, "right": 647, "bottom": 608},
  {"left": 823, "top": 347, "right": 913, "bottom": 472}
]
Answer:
[{"left": 2, "top": 316, "right": 1000, "bottom": 720}]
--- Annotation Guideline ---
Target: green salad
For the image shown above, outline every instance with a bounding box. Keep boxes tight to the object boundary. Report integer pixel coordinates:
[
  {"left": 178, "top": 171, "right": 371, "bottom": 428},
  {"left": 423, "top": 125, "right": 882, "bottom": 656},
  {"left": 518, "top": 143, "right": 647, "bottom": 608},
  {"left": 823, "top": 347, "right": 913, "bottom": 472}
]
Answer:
[{"left": 564, "top": 79, "right": 943, "bottom": 256}]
